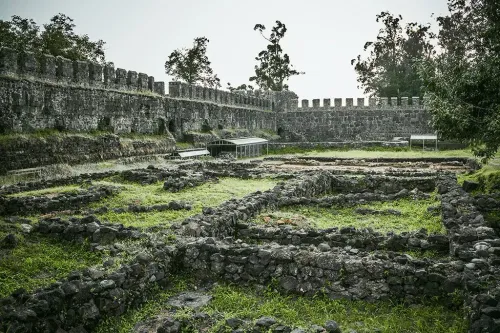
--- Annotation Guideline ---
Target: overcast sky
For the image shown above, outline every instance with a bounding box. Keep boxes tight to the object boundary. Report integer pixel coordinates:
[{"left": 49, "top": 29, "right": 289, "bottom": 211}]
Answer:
[{"left": 1, "top": 0, "right": 449, "bottom": 100}]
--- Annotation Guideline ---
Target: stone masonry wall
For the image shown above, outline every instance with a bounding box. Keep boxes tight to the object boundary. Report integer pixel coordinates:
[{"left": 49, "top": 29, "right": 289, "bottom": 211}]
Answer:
[
  {"left": 276, "top": 97, "right": 432, "bottom": 141},
  {"left": 0, "top": 48, "right": 275, "bottom": 137},
  {"left": 0, "top": 47, "right": 432, "bottom": 143}
]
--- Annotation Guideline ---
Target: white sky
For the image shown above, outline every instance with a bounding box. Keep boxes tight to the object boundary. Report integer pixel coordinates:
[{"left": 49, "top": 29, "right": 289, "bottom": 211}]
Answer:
[{"left": 0, "top": 0, "right": 449, "bottom": 100}]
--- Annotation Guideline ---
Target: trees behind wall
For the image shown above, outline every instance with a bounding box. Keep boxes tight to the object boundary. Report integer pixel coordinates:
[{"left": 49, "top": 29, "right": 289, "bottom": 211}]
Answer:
[
  {"left": 249, "top": 21, "right": 304, "bottom": 91},
  {"left": 351, "top": 11, "right": 435, "bottom": 98},
  {"left": 164, "top": 37, "right": 221, "bottom": 88},
  {"left": 419, "top": 0, "right": 500, "bottom": 161},
  {"left": 354, "top": 2, "right": 500, "bottom": 161},
  {"left": 0, "top": 13, "right": 107, "bottom": 64}
]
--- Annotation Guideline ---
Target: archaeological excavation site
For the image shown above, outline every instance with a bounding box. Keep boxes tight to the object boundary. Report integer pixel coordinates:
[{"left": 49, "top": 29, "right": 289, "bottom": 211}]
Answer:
[{"left": 1, "top": 8, "right": 500, "bottom": 331}]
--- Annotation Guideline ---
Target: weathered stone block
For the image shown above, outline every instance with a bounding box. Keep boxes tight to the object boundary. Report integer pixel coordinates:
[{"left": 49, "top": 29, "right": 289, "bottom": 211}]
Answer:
[
  {"left": 334, "top": 98, "right": 342, "bottom": 107},
  {"left": 127, "top": 71, "right": 138, "bottom": 88},
  {"left": 195, "top": 85, "right": 203, "bottom": 99},
  {"left": 56, "top": 56, "right": 73, "bottom": 82},
  {"left": 179, "top": 83, "right": 189, "bottom": 98},
  {"left": 169, "top": 81, "right": 181, "bottom": 97},
  {"left": 115, "top": 68, "right": 127, "bottom": 87},
  {"left": 40, "top": 54, "right": 57, "bottom": 80},
  {"left": 19, "top": 51, "right": 38, "bottom": 75},
  {"left": 323, "top": 99, "right": 331, "bottom": 108},
  {"left": 148, "top": 76, "right": 155, "bottom": 91},
  {"left": 103, "top": 64, "right": 115, "bottom": 85},
  {"left": 89, "top": 62, "right": 103, "bottom": 84},
  {"left": 346, "top": 98, "right": 354, "bottom": 107},
  {"left": 138, "top": 73, "right": 148, "bottom": 90},
  {"left": 154, "top": 81, "right": 165, "bottom": 95},
  {"left": 379, "top": 97, "right": 389, "bottom": 106},
  {"left": 0, "top": 47, "right": 18, "bottom": 75},
  {"left": 301, "top": 99, "right": 309, "bottom": 108},
  {"left": 73, "top": 60, "right": 89, "bottom": 84},
  {"left": 312, "top": 99, "right": 320, "bottom": 108},
  {"left": 357, "top": 98, "right": 365, "bottom": 107}
]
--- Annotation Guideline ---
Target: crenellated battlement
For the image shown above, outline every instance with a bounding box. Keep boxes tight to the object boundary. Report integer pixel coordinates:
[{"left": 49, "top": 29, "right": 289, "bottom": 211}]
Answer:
[
  {"left": 290, "top": 96, "right": 426, "bottom": 111},
  {"left": 168, "top": 81, "right": 272, "bottom": 110},
  {"left": 0, "top": 47, "right": 166, "bottom": 95}
]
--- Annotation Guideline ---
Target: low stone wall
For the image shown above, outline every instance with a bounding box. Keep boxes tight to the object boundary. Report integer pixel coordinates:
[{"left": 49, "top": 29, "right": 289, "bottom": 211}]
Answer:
[
  {"left": 181, "top": 238, "right": 461, "bottom": 302},
  {"left": 436, "top": 175, "right": 500, "bottom": 332},
  {"left": 0, "top": 133, "right": 176, "bottom": 174},
  {"left": 36, "top": 215, "right": 143, "bottom": 245},
  {"left": 0, "top": 171, "right": 120, "bottom": 196},
  {"left": 238, "top": 225, "right": 449, "bottom": 253},
  {"left": 178, "top": 173, "right": 437, "bottom": 238},
  {"left": 0, "top": 185, "right": 118, "bottom": 216},
  {"left": 0, "top": 247, "right": 177, "bottom": 333}
]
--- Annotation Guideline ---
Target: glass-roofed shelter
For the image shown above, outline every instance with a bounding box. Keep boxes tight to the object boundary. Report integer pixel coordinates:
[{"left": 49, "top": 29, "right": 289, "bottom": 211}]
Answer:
[
  {"left": 207, "top": 137, "right": 269, "bottom": 158},
  {"left": 167, "top": 149, "right": 210, "bottom": 159}
]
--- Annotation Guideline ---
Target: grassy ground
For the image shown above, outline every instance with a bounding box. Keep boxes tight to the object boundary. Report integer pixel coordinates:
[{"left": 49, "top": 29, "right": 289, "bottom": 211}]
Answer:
[
  {"left": 0, "top": 230, "right": 103, "bottom": 298},
  {"left": 255, "top": 197, "right": 444, "bottom": 234},
  {"left": 302, "top": 149, "right": 473, "bottom": 159},
  {"left": 95, "top": 278, "right": 193, "bottom": 333},
  {"left": 458, "top": 157, "right": 500, "bottom": 194},
  {"left": 92, "top": 177, "right": 278, "bottom": 228},
  {"left": 266, "top": 145, "right": 474, "bottom": 158},
  {"left": 95, "top": 282, "right": 468, "bottom": 333},
  {"left": 204, "top": 284, "right": 467, "bottom": 333}
]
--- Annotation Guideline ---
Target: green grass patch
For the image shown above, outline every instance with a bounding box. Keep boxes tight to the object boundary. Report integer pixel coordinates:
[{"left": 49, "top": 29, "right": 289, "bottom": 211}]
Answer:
[
  {"left": 0, "top": 233, "right": 103, "bottom": 298},
  {"left": 267, "top": 145, "right": 474, "bottom": 158},
  {"left": 458, "top": 158, "right": 500, "bottom": 194},
  {"left": 95, "top": 277, "right": 194, "bottom": 333},
  {"left": 7, "top": 184, "right": 82, "bottom": 197},
  {"left": 303, "top": 149, "right": 474, "bottom": 159},
  {"left": 93, "top": 178, "right": 278, "bottom": 228},
  {"left": 255, "top": 197, "right": 444, "bottom": 234},
  {"left": 203, "top": 284, "right": 468, "bottom": 333}
]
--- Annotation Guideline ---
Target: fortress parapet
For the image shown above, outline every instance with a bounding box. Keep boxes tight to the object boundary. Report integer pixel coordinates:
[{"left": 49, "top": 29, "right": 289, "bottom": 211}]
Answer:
[
  {"left": 168, "top": 81, "right": 273, "bottom": 111},
  {"left": 287, "top": 96, "right": 426, "bottom": 111},
  {"left": 0, "top": 47, "right": 165, "bottom": 95}
]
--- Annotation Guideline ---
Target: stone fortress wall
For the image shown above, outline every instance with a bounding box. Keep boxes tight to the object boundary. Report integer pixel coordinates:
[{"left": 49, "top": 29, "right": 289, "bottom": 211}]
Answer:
[
  {"left": 0, "top": 46, "right": 432, "bottom": 142},
  {"left": 275, "top": 93, "right": 432, "bottom": 141},
  {"left": 0, "top": 48, "right": 275, "bottom": 138}
]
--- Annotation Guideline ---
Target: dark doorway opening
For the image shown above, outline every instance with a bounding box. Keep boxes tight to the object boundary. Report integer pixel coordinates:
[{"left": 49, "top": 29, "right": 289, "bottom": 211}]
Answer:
[{"left": 168, "top": 120, "right": 176, "bottom": 134}]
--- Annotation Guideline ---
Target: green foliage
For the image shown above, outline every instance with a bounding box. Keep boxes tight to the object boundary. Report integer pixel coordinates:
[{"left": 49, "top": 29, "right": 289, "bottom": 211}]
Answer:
[
  {"left": 249, "top": 21, "right": 304, "bottom": 91},
  {"left": 457, "top": 160, "right": 500, "bottom": 194},
  {"left": 93, "top": 177, "right": 278, "bottom": 228},
  {"left": 226, "top": 83, "right": 254, "bottom": 92},
  {"left": 0, "top": 13, "right": 106, "bottom": 63},
  {"left": 0, "top": 233, "right": 102, "bottom": 298},
  {"left": 255, "top": 197, "right": 445, "bottom": 234},
  {"left": 204, "top": 284, "right": 468, "bottom": 333},
  {"left": 352, "top": 12, "right": 435, "bottom": 98},
  {"left": 419, "top": 0, "right": 500, "bottom": 161},
  {"left": 164, "top": 37, "right": 221, "bottom": 88}
]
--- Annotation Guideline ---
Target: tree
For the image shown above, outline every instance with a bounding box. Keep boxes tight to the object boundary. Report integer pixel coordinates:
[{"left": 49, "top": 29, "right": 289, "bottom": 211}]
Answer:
[
  {"left": 249, "top": 21, "right": 304, "bottom": 91},
  {"left": 226, "top": 83, "right": 254, "bottom": 92},
  {"left": 0, "top": 13, "right": 106, "bottom": 64},
  {"left": 352, "top": 12, "right": 435, "bottom": 97},
  {"left": 419, "top": 0, "right": 500, "bottom": 161},
  {"left": 164, "top": 37, "right": 221, "bottom": 88}
]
